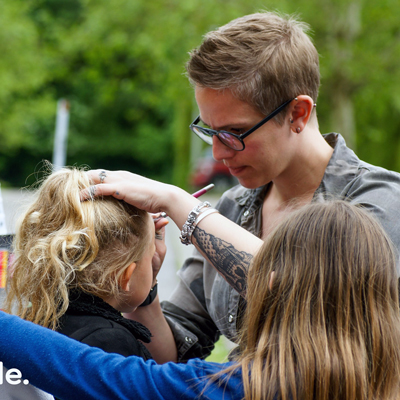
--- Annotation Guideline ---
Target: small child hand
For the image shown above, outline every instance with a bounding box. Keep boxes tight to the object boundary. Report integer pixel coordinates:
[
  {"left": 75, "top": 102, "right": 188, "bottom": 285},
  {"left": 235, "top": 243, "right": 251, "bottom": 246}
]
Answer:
[{"left": 151, "top": 214, "right": 168, "bottom": 284}]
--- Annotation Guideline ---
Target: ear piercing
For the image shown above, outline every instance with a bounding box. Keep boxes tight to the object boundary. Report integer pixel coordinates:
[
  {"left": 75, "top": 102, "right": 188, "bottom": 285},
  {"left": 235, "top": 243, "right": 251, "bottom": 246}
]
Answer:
[
  {"left": 296, "top": 127, "right": 301, "bottom": 133},
  {"left": 289, "top": 118, "right": 294, "bottom": 123}
]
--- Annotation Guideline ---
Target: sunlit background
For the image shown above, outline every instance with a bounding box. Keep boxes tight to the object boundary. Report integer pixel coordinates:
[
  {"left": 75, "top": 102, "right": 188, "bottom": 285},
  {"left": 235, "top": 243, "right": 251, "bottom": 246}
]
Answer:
[{"left": 1, "top": 0, "right": 400, "bottom": 189}]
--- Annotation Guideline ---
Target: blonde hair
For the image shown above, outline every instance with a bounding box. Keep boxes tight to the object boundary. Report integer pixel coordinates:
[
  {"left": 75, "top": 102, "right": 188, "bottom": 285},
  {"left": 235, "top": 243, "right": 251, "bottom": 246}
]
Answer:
[
  {"left": 186, "top": 12, "right": 319, "bottom": 124},
  {"left": 234, "top": 201, "right": 400, "bottom": 400},
  {"left": 5, "top": 167, "right": 151, "bottom": 330}
]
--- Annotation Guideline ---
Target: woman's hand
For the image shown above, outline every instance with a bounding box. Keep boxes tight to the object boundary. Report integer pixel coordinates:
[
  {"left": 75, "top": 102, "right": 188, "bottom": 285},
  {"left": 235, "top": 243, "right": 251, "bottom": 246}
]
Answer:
[
  {"left": 82, "top": 169, "right": 177, "bottom": 214},
  {"left": 81, "top": 169, "right": 200, "bottom": 229}
]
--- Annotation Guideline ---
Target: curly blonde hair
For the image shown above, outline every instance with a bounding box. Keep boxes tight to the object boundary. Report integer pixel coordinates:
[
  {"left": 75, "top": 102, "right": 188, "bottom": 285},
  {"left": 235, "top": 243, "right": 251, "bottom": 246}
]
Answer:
[{"left": 5, "top": 167, "right": 151, "bottom": 330}]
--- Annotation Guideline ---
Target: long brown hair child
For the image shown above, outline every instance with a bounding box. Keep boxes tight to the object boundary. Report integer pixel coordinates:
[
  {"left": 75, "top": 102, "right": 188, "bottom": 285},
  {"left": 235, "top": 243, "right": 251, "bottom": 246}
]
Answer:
[{"left": 233, "top": 200, "right": 400, "bottom": 400}]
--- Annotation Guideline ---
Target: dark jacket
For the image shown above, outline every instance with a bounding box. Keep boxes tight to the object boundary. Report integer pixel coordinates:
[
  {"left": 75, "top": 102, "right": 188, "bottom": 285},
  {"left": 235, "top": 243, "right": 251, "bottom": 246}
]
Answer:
[
  {"left": 162, "top": 133, "right": 400, "bottom": 361},
  {"left": 57, "top": 290, "right": 152, "bottom": 360}
]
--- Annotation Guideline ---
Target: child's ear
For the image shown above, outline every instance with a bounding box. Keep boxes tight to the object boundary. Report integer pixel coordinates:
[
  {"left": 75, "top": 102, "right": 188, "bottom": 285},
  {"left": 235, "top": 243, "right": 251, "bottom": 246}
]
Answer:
[{"left": 119, "top": 262, "right": 136, "bottom": 292}]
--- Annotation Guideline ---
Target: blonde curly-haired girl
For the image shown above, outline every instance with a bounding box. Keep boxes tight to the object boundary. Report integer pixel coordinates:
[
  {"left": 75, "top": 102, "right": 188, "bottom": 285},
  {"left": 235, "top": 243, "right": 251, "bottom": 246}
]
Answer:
[{"left": 5, "top": 167, "right": 164, "bottom": 359}]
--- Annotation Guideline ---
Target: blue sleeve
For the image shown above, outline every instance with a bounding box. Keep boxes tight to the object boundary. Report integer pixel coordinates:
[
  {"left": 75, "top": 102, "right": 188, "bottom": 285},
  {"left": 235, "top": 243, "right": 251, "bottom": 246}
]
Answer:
[{"left": 0, "top": 312, "right": 243, "bottom": 400}]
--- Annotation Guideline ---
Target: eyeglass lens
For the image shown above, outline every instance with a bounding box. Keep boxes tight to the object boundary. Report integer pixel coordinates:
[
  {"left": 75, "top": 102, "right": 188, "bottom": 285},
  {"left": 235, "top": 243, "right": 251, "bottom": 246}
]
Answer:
[
  {"left": 218, "top": 132, "right": 242, "bottom": 150},
  {"left": 193, "top": 125, "right": 242, "bottom": 150},
  {"left": 192, "top": 126, "right": 213, "bottom": 145}
]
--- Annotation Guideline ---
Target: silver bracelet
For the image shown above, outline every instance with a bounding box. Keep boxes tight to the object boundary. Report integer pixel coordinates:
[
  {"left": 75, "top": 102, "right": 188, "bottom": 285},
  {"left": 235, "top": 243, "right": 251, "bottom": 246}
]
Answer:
[
  {"left": 180, "top": 202, "right": 212, "bottom": 245},
  {"left": 194, "top": 208, "right": 219, "bottom": 226}
]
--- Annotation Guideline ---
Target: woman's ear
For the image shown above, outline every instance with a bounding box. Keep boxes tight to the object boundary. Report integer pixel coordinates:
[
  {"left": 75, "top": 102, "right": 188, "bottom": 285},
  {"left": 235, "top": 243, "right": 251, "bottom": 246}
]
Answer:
[
  {"left": 289, "top": 95, "right": 314, "bottom": 133},
  {"left": 119, "top": 262, "right": 136, "bottom": 292}
]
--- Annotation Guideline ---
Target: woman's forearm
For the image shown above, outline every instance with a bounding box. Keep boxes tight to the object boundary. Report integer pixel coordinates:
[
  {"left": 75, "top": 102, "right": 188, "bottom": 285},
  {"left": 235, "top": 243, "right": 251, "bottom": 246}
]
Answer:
[
  {"left": 84, "top": 170, "right": 264, "bottom": 295},
  {"left": 192, "top": 226, "right": 255, "bottom": 297}
]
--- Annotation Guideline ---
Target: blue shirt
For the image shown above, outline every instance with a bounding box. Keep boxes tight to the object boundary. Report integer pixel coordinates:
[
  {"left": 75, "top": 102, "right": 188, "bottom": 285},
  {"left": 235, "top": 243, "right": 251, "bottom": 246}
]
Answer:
[{"left": 0, "top": 312, "right": 243, "bottom": 400}]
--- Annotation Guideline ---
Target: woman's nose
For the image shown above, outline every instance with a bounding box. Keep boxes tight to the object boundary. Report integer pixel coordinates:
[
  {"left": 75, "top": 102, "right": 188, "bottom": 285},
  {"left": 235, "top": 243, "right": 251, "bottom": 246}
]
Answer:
[{"left": 212, "top": 135, "right": 235, "bottom": 161}]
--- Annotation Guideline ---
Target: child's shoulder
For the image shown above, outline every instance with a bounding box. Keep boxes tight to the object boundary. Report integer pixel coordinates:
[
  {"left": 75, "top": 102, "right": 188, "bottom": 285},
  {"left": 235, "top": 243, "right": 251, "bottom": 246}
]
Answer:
[{"left": 58, "top": 313, "right": 152, "bottom": 359}]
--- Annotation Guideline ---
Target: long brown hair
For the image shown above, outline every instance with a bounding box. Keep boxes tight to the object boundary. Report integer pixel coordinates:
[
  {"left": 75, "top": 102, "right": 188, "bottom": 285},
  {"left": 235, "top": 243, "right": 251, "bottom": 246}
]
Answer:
[
  {"left": 5, "top": 166, "right": 151, "bottom": 330},
  {"left": 236, "top": 201, "right": 400, "bottom": 399}
]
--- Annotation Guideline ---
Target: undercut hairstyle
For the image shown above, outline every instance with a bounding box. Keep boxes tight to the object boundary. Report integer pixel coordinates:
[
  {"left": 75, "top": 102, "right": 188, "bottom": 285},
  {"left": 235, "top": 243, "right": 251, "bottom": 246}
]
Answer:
[
  {"left": 233, "top": 201, "right": 400, "bottom": 399},
  {"left": 186, "top": 11, "right": 320, "bottom": 124},
  {"left": 5, "top": 167, "right": 151, "bottom": 330}
]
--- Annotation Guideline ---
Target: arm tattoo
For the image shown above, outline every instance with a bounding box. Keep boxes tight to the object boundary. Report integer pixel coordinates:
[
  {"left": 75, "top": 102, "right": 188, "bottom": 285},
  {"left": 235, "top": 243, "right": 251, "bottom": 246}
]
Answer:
[{"left": 192, "top": 226, "right": 253, "bottom": 298}]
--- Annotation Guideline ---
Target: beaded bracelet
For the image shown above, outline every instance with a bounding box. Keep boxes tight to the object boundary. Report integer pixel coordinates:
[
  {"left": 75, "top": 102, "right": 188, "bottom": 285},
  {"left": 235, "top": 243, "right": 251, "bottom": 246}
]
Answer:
[
  {"left": 180, "top": 202, "right": 219, "bottom": 245},
  {"left": 180, "top": 202, "right": 212, "bottom": 245}
]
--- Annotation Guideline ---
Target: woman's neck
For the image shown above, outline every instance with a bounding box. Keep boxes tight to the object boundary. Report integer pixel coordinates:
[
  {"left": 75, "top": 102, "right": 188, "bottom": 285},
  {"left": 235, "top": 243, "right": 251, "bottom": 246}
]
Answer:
[{"left": 271, "top": 128, "right": 334, "bottom": 202}]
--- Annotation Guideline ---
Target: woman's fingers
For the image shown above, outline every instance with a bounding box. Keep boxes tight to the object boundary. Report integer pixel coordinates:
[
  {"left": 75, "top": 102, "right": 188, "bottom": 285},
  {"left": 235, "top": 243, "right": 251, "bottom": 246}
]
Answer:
[
  {"left": 80, "top": 183, "right": 125, "bottom": 201},
  {"left": 81, "top": 169, "right": 194, "bottom": 220},
  {"left": 86, "top": 169, "right": 133, "bottom": 185},
  {"left": 80, "top": 170, "right": 158, "bottom": 210},
  {"left": 80, "top": 181, "right": 168, "bottom": 214},
  {"left": 153, "top": 215, "right": 169, "bottom": 235}
]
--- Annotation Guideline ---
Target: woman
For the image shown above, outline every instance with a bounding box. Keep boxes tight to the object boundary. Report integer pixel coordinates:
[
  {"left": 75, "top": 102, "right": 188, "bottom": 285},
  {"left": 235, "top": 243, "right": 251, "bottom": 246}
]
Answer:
[
  {"left": 82, "top": 11, "right": 400, "bottom": 363},
  {"left": 1, "top": 201, "right": 400, "bottom": 400}
]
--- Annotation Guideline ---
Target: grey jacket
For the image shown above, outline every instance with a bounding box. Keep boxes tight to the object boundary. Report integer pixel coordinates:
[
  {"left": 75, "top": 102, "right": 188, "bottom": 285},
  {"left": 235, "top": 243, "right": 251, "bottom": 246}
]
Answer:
[{"left": 162, "top": 133, "right": 400, "bottom": 361}]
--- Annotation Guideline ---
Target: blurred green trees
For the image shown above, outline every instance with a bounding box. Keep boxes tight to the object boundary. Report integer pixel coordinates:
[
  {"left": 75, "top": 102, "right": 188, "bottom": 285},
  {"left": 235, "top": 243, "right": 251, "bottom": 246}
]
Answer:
[{"left": 0, "top": 0, "right": 399, "bottom": 188}]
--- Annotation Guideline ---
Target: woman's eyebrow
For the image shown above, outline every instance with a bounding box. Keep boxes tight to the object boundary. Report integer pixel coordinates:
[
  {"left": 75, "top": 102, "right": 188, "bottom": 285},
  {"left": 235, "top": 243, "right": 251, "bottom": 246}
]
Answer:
[{"left": 199, "top": 116, "right": 248, "bottom": 131}]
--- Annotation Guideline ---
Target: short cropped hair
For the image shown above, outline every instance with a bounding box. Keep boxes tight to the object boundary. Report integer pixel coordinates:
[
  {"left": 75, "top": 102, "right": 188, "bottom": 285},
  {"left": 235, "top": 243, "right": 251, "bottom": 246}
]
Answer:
[{"left": 187, "top": 12, "right": 320, "bottom": 124}]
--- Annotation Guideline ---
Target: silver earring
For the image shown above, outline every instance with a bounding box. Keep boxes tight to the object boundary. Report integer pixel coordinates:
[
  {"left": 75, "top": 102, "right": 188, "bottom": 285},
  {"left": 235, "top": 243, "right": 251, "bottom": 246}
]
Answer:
[
  {"left": 289, "top": 118, "right": 294, "bottom": 123},
  {"left": 296, "top": 127, "right": 301, "bottom": 133}
]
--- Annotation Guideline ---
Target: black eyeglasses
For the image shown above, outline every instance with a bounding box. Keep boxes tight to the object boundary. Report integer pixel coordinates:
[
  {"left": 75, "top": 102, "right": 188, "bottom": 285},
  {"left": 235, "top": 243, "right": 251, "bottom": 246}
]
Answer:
[{"left": 189, "top": 98, "right": 294, "bottom": 151}]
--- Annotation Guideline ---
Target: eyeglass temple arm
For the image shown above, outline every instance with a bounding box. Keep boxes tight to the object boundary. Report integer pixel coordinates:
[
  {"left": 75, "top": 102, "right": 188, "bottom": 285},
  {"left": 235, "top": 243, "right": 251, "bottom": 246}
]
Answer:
[{"left": 240, "top": 98, "right": 295, "bottom": 139}]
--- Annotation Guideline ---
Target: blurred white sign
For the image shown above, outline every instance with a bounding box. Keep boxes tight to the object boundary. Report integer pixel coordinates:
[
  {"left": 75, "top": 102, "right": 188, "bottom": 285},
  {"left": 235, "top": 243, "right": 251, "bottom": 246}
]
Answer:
[{"left": 0, "top": 184, "right": 7, "bottom": 234}]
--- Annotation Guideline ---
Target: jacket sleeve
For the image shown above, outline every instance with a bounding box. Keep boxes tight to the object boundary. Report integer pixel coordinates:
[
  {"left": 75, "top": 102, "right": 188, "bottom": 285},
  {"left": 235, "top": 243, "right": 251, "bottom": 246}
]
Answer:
[
  {"left": 160, "top": 187, "right": 247, "bottom": 362},
  {"left": 0, "top": 312, "right": 242, "bottom": 400},
  {"left": 343, "top": 167, "right": 400, "bottom": 274},
  {"left": 161, "top": 251, "right": 221, "bottom": 361}
]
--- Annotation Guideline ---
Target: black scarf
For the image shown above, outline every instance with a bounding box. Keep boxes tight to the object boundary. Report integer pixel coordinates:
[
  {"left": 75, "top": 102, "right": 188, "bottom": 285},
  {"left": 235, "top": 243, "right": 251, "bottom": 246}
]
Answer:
[{"left": 66, "top": 289, "right": 152, "bottom": 359}]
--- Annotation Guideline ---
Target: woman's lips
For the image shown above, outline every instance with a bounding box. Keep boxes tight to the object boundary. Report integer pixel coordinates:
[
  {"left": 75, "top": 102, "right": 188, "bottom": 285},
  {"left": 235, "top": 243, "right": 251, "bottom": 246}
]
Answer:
[{"left": 228, "top": 165, "right": 246, "bottom": 176}]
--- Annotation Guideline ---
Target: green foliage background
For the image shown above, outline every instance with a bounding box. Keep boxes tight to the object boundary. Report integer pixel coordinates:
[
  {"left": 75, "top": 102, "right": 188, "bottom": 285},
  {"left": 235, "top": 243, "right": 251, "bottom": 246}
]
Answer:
[{"left": 0, "top": 0, "right": 400, "bottom": 188}]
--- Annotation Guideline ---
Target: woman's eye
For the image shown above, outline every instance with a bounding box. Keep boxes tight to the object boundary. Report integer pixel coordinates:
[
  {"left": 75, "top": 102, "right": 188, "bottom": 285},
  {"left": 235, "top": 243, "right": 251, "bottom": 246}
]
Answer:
[{"left": 230, "top": 128, "right": 244, "bottom": 134}]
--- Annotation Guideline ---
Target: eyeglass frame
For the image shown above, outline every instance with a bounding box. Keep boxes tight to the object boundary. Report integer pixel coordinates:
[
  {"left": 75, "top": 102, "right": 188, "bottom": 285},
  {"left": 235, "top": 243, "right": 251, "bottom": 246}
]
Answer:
[{"left": 189, "top": 98, "right": 295, "bottom": 151}]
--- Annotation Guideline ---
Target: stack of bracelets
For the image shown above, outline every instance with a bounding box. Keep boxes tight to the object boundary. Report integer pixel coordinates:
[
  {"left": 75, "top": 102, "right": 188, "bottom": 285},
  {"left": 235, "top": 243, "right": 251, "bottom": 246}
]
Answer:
[
  {"left": 180, "top": 201, "right": 219, "bottom": 245},
  {"left": 140, "top": 201, "right": 219, "bottom": 307}
]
